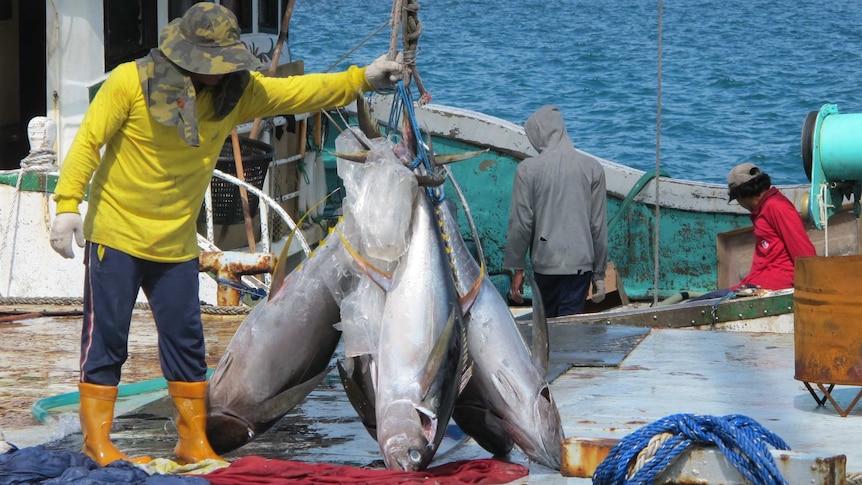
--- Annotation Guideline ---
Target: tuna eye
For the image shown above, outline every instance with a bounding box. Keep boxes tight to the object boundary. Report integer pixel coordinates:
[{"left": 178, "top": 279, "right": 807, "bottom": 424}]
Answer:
[
  {"left": 540, "top": 386, "right": 551, "bottom": 402},
  {"left": 409, "top": 449, "right": 422, "bottom": 464}
]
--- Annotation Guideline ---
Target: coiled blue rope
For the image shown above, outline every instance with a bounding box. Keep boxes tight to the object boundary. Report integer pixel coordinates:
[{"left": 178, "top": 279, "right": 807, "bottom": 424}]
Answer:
[{"left": 593, "top": 414, "right": 791, "bottom": 485}]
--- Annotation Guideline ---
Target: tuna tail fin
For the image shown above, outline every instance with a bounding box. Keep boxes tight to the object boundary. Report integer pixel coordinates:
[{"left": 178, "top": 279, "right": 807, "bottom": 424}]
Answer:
[
  {"left": 329, "top": 150, "right": 370, "bottom": 163},
  {"left": 256, "top": 366, "right": 331, "bottom": 425},
  {"left": 525, "top": 271, "right": 550, "bottom": 373},
  {"left": 356, "top": 92, "right": 383, "bottom": 140},
  {"left": 432, "top": 149, "right": 490, "bottom": 166},
  {"left": 270, "top": 188, "right": 340, "bottom": 299}
]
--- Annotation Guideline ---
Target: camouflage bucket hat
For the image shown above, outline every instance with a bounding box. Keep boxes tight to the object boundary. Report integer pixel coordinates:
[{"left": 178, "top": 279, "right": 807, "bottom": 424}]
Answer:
[{"left": 159, "top": 3, "right": 261, "bottom": 75}]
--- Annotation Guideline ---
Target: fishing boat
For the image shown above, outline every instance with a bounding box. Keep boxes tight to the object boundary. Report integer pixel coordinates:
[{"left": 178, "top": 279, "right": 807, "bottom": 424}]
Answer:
[
  {"left": 3, "top": 1, "right": 862, "bottom": 484},
  {"left": 1, "top": 1, "right": 858, "bottom": 304}
]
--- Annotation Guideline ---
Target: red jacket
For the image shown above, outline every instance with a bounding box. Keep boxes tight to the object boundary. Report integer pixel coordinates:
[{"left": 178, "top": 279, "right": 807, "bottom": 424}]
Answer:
[{"left": 735, "top": 187, "right": 816, "bottom": 290}]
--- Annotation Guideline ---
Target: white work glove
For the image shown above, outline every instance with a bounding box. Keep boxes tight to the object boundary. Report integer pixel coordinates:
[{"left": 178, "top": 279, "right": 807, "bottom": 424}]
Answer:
[
  {"left": 591, "top": 277, "right": 606, "bottom": 304},
  {"left": 365, "top": 52, "right": 404, "bottom": 90},
  {"left": 50, "top": 213, "right": 85, "bottom": 259}
]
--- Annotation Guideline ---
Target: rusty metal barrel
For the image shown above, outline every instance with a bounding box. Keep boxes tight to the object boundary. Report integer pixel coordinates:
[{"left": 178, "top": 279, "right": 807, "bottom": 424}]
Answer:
[{"left": 795, "top": 255, "right": 862, "bottom": 386}]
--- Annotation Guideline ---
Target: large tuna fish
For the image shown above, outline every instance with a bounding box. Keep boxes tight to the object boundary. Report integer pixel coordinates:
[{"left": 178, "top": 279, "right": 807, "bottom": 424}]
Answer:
[
  {"left": 437, "top": 197, "right": 564, "bottom": 470},
  {"left": 205, "top": 230, "right": 350, "bottom": 454},
  {"left": 373, "top": 191, "right": 467, "bottom": 471}
]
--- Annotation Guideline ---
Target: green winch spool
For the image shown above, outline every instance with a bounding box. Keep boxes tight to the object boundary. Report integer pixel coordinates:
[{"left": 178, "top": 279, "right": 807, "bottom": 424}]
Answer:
[{"left": 802, "top": 104, "right": 862, "bottom": 229}]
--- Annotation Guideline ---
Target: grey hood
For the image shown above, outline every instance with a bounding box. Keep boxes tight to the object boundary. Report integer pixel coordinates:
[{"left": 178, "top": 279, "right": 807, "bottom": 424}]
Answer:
[
  {"left": 503, "top": 105, "right": 608, "bottom": 278},
  {"left": 525, "top": 105, "right": 569, "bottom": 154}
]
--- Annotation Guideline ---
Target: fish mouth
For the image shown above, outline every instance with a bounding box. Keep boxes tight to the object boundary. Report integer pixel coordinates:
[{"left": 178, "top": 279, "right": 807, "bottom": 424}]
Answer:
[
  {"left": 380, "top": 404, "right": 438, "bottom": 471},
  {"left": 383, "top": 437, "right": 430, "bottom": 472},
  {"left": 205, "top": 407, "right": 256, "bottom": 454}
]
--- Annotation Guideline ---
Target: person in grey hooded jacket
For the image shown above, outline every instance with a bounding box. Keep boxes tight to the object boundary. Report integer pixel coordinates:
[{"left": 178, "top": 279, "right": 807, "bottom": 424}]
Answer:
[{"left": 503, "top": 105, "right": 608, "bottom": 317}]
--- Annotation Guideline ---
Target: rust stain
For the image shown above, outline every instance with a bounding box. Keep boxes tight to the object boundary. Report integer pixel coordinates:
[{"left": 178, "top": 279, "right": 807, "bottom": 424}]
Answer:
[
  {"left": 795, "top": 256, "right": 862, "bottom": 387},
  {"left": 477, "top": 158, "right": 498, "bottom": 171},
  {"left": 560, "top": 437, "right": 617, "bottom": 478}
]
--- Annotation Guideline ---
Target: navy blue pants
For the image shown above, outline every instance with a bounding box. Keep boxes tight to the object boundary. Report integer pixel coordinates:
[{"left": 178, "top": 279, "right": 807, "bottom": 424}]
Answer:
[
  {"left": 80, "top": 243, "right": 207, "bottom": 386},
  {"left": 534, "top": 271, "right": 592, "bottom": 318}
]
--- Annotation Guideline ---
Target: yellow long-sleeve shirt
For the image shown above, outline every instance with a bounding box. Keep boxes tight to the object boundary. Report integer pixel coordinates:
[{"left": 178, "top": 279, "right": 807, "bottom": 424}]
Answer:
[{"left": 55, "top": 61, "right": 371, "bottom": 262}]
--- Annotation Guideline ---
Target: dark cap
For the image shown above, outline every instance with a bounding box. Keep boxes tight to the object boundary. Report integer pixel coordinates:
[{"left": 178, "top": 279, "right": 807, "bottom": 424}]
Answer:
[{"left": 158, "top": 3, "right": 261, "bottom": 75}]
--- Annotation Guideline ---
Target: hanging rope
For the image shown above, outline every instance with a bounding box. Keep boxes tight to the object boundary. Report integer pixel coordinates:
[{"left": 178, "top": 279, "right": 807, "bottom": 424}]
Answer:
[
  {"left": 819, "top": 183, "right": 831, "bottom": 256},
  {"left": 593, "top": 414, "right": 791, "bottom": 485},
  {"left": 323, "top": 19, "right": 390, "bottom": 74},
  {"left": 387, "top": 80, "right": 441, "bottom": 204},
  {"left": 399, "top": 0, "right": 430, "bottom": 104},
  {"left": 652, "top": 0, "right": 663, "bottom": 306}
]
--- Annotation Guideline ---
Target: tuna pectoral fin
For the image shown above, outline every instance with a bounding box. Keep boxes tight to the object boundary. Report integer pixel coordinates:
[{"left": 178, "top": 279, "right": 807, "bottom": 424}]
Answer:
[
  {"left": 458, "top": 263, "right": 484, "bottom": 315},
  {"left": 255, "top": 367, "right": 331, "bottom": 425},
  {"left": 337, "top": 356, "right": 378, "bottom": 440},
  {"left": 452, "top": 402, "right": 514, "bottom": 457},
  {"left": 525, "top": 272, "right": 550, "bottom": 373},
  {"left": 419, "top": 306, "right": 460, "bottom": 400}
]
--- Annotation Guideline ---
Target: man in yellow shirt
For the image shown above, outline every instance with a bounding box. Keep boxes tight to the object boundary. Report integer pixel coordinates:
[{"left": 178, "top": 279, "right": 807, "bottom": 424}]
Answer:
[{"left": 48, "top": 3, "right": 403, "bottom": 467}]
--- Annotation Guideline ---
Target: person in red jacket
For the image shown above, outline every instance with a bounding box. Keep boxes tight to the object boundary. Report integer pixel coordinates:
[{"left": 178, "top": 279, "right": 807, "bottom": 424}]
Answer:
[
  {"left": 729, "top": 163, "right": 816, "bottom": 290},
  {"left": 691, "top": 163, "right": 816, "bottom": 301}
]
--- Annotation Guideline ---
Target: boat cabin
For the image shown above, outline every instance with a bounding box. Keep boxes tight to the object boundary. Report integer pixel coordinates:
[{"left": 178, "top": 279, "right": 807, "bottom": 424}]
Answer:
[{"left": 1, "top": 1, "right": 299, "bottom": 171}]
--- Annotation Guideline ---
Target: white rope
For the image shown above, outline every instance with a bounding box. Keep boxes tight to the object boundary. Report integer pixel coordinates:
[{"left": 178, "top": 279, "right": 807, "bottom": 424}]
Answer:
[
  {"left": 819, "top": 183, "right": 831, "bottom": 256},
  {"left": 211, "top": 168, "right": 312, "bottom": 257},
  {"left": 629, "top": 432, "right": 673, "bottom": 480},
  {"left": 0, "top": 150, "right": 58, "bottom": 296}
]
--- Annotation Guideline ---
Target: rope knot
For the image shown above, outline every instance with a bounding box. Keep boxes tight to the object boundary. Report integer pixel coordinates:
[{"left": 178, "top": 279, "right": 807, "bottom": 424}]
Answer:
[{"left": 593, "top": 414, "right": 791, "bottom": 485}]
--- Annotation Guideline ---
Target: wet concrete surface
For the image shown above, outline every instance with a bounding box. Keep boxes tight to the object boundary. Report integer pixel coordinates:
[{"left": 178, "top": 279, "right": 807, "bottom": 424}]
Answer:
[
  {"left": 0, "top": 305, "right": 245, "bottom": 431},
  {"left": 2, "top": 304, "right": 648, "bottom": 467}
]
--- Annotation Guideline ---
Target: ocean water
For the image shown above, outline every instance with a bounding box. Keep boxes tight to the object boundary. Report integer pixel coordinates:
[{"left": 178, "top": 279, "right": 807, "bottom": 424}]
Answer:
[{"left": 289, "top": 0, "right": 862, "bottom": 185}]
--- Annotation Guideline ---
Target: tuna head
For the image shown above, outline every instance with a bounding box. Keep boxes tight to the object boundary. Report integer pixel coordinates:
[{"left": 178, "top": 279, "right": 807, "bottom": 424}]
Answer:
[
  {"left": 378, "top": 399, "right": 437, "bottom": 471},
  {"left": 502, "top": 376, "right": 563, "bottom": 470}
]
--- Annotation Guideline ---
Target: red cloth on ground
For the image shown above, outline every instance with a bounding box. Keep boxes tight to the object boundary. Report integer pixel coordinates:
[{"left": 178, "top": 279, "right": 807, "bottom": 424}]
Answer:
[{"left": 204, "top": 456, "right": 529, "bottom": 485}]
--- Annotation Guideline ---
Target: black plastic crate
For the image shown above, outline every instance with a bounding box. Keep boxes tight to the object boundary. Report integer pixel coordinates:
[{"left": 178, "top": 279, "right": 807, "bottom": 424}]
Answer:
[{"left": 204, "top": 136, "right": 274, "bottom": 225}]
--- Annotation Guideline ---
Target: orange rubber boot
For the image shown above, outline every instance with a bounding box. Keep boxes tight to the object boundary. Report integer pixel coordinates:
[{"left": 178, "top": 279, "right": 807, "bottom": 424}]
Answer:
[
  {"left": 78, "top": 382, "right": 151, "bottom": 466},
  {"left": 167, "top": 381, "right": 223, "bottom": 464}
]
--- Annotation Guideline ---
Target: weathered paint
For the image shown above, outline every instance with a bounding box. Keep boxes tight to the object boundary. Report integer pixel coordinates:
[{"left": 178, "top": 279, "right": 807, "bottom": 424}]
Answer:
[
  {"left": 795, "top": 255, "right": 862, "bottom": 416},
  {"left": 544, "top": 291, "right": 794, "bottom": 329},
  {"left": 0, "top": 172, "right": 60, "bottom": 194},
  {"left": 199, "top": 250, "right": 275, "bottom": 306},
  {"left": 560, "top": 437, "right": 616, "bottom": 478}
]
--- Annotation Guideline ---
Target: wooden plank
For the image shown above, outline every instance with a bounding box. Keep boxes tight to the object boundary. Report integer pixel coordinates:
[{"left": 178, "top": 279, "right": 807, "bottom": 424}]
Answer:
[
  {"left": 717, "top": 208, "right": 860, "bottom": 288},
  {"left": 552, "top": 291, "right": 794, "bottom": 328}
]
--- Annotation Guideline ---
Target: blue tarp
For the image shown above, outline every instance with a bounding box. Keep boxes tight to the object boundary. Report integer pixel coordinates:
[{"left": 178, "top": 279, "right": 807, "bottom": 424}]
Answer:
[{"left": 0, "top": 445, "right": 209, "bottom": 485}]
